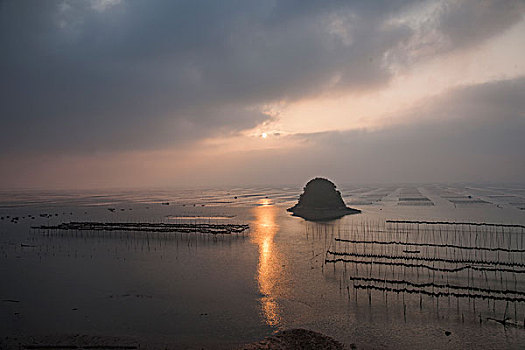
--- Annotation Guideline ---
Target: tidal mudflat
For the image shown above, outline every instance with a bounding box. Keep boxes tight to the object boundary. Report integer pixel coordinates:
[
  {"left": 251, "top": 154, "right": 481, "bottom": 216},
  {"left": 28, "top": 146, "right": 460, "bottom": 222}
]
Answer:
[{"left": 1, "top": 184, "right": 525, "bottom": 349}]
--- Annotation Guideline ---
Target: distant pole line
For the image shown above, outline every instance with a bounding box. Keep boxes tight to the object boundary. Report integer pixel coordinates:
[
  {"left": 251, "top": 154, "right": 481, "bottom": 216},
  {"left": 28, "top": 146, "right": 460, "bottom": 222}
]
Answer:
[
  {"left": 326, "top": 250, "right": 525, "bottom": 268},
  {"left": 386, "top": 220, "right": 525, "bottom": 229},
  {"left": 324, "top": 258, "right": 525, "bottom": 274},
  {"left": 334, "top": 238, "right": 525, "bottom": 253},
  {"left": 347, "top": 276, "right": 525, "bottom": 296},
  {"left": 352, "top": 284, "right": 525, "bottom": 303}
]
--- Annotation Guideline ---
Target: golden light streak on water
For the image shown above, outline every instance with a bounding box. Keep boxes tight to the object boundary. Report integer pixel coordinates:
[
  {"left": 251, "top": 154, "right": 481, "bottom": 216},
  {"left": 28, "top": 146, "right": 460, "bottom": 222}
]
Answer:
[{"left": 252, "top": 201, "right": 282, "bottom": 326}]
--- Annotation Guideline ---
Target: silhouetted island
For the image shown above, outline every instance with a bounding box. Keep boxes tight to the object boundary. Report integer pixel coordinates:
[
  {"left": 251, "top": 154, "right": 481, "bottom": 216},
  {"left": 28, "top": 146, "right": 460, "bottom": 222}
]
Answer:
[{"left": 287, "top": 178, "right": 361, "bottom": 221}]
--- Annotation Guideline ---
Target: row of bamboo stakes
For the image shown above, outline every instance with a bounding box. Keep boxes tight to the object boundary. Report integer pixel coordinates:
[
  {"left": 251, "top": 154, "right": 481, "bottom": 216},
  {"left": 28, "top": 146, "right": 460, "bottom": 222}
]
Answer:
[
  {"left": 316, "top": 219, "right": 525, "bottom": 326},
  {"left": 32, "top": 221, "right": 250, "bottom": 235}
]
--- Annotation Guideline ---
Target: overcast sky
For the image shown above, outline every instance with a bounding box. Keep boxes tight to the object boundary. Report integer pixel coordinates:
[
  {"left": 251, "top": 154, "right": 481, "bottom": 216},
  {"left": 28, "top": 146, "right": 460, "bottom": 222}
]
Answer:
[{"left": 1, "top": 0, "right": 524, "bottom": 189}]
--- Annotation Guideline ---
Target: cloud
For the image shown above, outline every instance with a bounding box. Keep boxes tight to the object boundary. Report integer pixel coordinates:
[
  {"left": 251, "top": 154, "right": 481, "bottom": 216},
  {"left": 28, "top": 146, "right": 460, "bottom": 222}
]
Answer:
[
  {"left": 90, "top": 0, "right": 122, "bottom": 12},
  {"left": 385, "top": 0, "right": 525, "bottom": 68},
  {"left": 439, "top": 0, "right": 524, "bottom": 49},
  {"left": 1, "top": 77, "right": 523, "bottom": 189},
  {"left": 208, "top": 77, "right": 525, "bottom": 185},
  {"left": 1, "top": 0, "right": 523, "bottom": 156}
]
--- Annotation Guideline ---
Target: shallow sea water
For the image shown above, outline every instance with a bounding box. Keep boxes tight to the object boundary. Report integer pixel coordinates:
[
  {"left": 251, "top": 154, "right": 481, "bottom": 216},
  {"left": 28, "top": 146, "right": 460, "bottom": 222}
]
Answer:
[{"left": 1, "top": 184, "right": 525, "bottom": 348}]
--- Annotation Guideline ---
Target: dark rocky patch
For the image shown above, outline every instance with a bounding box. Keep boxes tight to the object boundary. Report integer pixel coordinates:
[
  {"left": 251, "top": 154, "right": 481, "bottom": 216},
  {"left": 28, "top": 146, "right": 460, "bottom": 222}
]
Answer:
[{"left": 243, "top": 329, "right": 344, "bottom": 350}]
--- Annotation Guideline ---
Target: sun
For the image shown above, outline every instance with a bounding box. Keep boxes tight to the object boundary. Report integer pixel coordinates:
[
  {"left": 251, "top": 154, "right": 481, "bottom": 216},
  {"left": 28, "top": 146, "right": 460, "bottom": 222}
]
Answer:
[{"left": 261, "top": 132, "right": 268, "bottom": 139}]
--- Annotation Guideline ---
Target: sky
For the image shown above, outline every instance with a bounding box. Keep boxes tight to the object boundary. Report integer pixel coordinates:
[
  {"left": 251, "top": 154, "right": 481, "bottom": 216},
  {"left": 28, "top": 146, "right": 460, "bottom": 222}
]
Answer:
[{"left": 1, "top": 0, "right": 525, "bottom": 189}]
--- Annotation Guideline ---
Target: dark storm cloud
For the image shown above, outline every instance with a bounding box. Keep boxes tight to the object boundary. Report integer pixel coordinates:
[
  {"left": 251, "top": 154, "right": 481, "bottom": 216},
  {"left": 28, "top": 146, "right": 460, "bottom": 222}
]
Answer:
[
  {"left": 439, "top": 0, "right": 525, "bottom": 48},
  {"left": 1, "top": 0, "right": 523, "bottom": 154}
]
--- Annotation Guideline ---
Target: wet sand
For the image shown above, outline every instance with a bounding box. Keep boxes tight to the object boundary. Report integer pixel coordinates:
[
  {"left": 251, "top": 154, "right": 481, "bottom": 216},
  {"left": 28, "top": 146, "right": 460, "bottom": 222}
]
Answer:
[{"left": 1, "top": 329, "right": 345, "bottom": 350}]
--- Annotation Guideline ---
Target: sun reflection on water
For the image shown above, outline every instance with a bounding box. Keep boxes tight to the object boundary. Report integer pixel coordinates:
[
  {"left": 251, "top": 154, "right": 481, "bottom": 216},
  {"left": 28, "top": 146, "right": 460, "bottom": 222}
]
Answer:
[{"left": 252, "top": 200, "right": 282, "bottom": 327}]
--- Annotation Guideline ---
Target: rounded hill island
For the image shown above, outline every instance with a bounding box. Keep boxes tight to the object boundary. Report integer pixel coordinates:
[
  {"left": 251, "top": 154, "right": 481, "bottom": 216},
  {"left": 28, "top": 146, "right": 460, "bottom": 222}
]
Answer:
[{"left": 287, "top": 178, "right": 361, "bottom": 221}]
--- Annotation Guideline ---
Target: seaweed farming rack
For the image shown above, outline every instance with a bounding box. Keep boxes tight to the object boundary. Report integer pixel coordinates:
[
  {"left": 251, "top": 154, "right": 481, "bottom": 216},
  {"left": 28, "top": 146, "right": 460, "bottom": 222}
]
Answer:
[
  {"left": 32, "top": 221, "right": 250, "bottom": 235},
  {"left": 318, "top": 219, "right": 525, "bottom": 326}
]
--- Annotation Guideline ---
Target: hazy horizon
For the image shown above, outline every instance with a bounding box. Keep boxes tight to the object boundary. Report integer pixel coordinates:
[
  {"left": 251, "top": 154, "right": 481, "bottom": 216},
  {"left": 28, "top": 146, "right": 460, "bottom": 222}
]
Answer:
[{"left": 2, "top": 180, "right": 525, "bottom": 193}]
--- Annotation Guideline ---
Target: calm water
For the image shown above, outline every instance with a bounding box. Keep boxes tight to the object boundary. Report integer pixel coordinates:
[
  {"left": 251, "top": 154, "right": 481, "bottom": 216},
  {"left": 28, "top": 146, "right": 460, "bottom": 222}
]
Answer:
[{"left": 1, "top": 184, "right": 525, "bottom": 348}]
